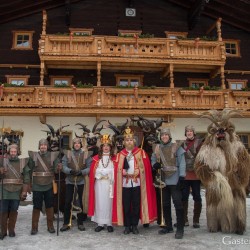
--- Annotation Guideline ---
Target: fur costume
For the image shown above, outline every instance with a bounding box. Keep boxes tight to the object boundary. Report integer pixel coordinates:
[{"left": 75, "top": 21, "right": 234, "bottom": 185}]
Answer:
[{"left": 194, "top": 109, "right": 250, "bottom": 235}]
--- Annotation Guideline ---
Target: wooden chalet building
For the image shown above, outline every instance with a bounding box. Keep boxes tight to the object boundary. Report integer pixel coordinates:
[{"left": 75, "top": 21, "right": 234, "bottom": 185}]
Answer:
[{"left": 0, "top": 0, "right": 250, "bottom": 155}]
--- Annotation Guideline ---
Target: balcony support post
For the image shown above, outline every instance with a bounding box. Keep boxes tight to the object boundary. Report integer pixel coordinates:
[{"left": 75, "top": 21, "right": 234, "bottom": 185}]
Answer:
[
  {"left": 220, "top": 66, "right": 226, "bottom": 89},
  {"left": 169, "top": 64, "right": 174, "bottom": 88},
  {"left": 42, "top": 10, "right": 47, "bottom": 36},
  {"left": 97, "top": 61, "right": 101, "bottom": 87},
  {"left": 40, "top": 61, "right": 45, "bottom": 86},
  {"left": 216, "top": 18, "right": 222, "bottom": 42}
]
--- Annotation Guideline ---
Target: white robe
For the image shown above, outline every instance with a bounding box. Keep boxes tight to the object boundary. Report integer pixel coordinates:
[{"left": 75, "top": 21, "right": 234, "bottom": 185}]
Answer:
[{"left": 91, "top": 155, "right": 114, "bottom": 225}]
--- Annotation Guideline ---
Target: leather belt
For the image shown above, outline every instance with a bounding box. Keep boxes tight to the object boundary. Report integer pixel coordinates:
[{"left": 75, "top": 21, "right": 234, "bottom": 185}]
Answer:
[{"left": 3, "top": 179, "right": 23, "bottom": 184}]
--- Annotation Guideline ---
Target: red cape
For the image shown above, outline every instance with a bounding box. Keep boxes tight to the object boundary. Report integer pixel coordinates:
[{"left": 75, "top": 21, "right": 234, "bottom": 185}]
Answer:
[
  {"left": 88, "top": 154, "right": 116, "bottom": 217},
  {"left": 112, "top": 147, "right": 157, "bottom": 225}
]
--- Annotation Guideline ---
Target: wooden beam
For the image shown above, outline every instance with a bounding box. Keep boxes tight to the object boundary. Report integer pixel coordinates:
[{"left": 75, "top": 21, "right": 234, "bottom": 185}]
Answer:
[
  {"left": 210, "top": 67, "right": 220, "bottom": 78},
  {"left": 161, "top": 65, "right": 170, "bottom": 78},
  {"left": 65, "top": 0, "right": 71, "bottom": 27},
  {"left": 188, "top": 0, "right": 206, "bottom": 30},
  {"left": 0, "top": 0, "right": 81, "bottom": 24},
  {"left": 203, "top": 7, "right": 250, "bottom": 32},
  {"left": 39, "top": 114, "right": 46, "bottom": 124}
]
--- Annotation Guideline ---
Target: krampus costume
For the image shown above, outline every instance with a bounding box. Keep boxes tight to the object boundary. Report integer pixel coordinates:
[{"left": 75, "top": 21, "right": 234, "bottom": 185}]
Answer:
[{"left": 194, "top": 109, "right": 250, "bottom": 235}]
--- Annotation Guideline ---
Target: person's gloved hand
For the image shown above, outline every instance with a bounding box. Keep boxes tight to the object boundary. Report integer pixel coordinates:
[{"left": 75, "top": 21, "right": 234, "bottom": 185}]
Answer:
[
  {"left": 153, "top": 162, "right": 162, "bottom": 171},
  {"left": 57, "top": 163, "right": 62, "bottom": 172},
  {"left": 0, "top": 167, "right": 7, "bottom": 175},
  {"left": 70, "top": 170, "right": 78, "bottom": 176},
  {"left": 76, "top": 171, "right": 82, "bottom": 176},
  {"left": 177, "top": 176, "right": 185, "bottom": 190}
]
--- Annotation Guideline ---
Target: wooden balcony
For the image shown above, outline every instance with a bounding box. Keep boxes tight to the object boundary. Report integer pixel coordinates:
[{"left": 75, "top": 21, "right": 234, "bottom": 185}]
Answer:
[
  {"left": 0, "top": 86, "right": 249, "bottom": 117},
  {"left": 39, "top": 35, "right": 225, "bottom": 72}
]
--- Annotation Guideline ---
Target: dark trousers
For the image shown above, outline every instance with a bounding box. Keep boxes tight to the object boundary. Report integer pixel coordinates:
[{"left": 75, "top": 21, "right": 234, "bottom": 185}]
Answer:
[
  {"left": 0, "top": 199, "right": 20, "bottom": 212},
  {"left": 162, "top": 185, "right": 183, "bottom": 228},
  {"left": 155, "top": 187, "right": 161, "bottom": 225},
  {"left": 182, "top": 180, "right": 202, "bottom": 202},
  {"left": 64, "top": 184, "right": 84, "bottom": 225},
  {"left": 33, "top": 188, "right": 54, "bottom": 210},
  {"left": 122, "top": 186, "right": 141, "bottom": 227}
]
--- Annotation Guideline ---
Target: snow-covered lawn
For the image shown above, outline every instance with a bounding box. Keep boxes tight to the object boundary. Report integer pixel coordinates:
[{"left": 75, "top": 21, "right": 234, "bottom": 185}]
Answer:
[{"left": 1, "top": 190, "right": 250, "bottom": 250}]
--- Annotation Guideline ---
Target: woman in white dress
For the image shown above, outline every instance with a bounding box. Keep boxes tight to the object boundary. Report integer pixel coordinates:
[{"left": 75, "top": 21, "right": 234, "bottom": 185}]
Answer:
[{"left": 88, "top": 134, "right": 115, "bottom": 232}]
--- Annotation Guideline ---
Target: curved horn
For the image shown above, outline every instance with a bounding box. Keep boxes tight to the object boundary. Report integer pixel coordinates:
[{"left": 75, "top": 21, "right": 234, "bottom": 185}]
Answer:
[
  {"left": 45, "top": 124, "right": 55, "bottom": 137},
  {"left": 74, "top": 132, "right": 84, "bottom": 138},
  {"left": 94, "top": 125, "right": 104, "bottom": 135},
  {"left": 92, "top": 120, "right": 106, "bottom": 133},
  {"left": 119, "top": 119, "right": 129, "bottom": 133},
  {"left": 75, "top": 123, "right": 91, "bottom": 133},
  {"left": 107, "top": 121, "right": 120, "bottom": 135},
  {"left": 221, "top": 108, "right": 242, "bottom": 124},
  {"left": 56, "top": 124, "right": 70, "bottom": 137},
  {"left": 198, "top": 110, "right": 221, "bottom": 127}
]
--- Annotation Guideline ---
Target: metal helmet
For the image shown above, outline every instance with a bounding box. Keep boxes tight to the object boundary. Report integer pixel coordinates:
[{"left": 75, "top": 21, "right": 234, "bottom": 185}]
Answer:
[
  {"left": 38, "top": 138, "right": 49, "bottom": 149},
  {"left": 7, "top": 143, "right": 20, "bottom": 155},
  {"left": 159, "top": 128, "right": 172, "bottom": 138},
  {"left": 185, "top": 125, "right": 196, "bottom": 136}
]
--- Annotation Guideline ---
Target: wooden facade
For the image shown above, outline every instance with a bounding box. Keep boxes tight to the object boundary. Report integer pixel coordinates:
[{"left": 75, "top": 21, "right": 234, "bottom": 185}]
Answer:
[{"left": 0, "top": 0, "right": 250, "bottom": 119}]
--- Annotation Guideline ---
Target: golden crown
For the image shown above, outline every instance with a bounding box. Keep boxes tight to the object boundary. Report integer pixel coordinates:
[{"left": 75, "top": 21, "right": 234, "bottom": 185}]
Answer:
[
  {"left": 123, "top": 127, "right": 134, "bottom": 139},
  {"left": 100, "top": 134, "right": 112, "bottom": 145}
]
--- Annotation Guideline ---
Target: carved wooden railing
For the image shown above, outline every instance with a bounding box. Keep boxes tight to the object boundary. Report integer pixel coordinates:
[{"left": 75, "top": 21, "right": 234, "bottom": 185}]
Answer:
[
  {"left": 103, "top": 87, "right": 172, "bottom": 109},
  {"left": 39, "top": 35, "right": 225, "bottom": 61},
  {"left": 176, "top": 89, "right": 225, "bottom": 109},
  {"left": 228, "top": 91, "right": 250, "bottom": 109},
  {"left": 1, "top": 87, "right": 250, "bottom": 112}
]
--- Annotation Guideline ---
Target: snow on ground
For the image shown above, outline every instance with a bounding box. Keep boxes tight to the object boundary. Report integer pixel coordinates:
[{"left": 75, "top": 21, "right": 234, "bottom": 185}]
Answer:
[{"left": 1, "top": 190, "right": 250, "bottom": 250}]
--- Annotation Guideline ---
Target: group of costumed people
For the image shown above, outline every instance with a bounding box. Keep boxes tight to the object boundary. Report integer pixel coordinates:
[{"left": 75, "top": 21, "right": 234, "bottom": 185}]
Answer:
[{"left": 0, "top": 108, "right": 250, "bottom": 241}]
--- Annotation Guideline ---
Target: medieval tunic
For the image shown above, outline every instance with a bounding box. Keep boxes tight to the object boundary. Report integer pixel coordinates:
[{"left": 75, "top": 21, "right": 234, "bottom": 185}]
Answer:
[
  {"left": 151, "top": 142, "right": 186, "bottom": 185},
  {"left": 62, "top": 148, "right": 92, "bottom": 225},
  {"left": 112, "top": 147, "right": 157, "bottom": 226},
  {"left": 0, "top": 156, "right": 30, "bottom": 200},
  {"left": 62, "top": 149, "right": 91, "bottom": 185},
  {"left": 88, "top": 154, "right": 115, "bottom": 225},
  {"left": 28, "top": 151, "right": 59, "bottom": 192},
  {"left": 181, "top": 138, "right": 203, "bottom": 180}
]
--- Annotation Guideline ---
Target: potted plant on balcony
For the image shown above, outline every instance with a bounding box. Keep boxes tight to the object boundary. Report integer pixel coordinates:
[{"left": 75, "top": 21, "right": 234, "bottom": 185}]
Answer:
[
  {"left": 76, "top": 81, "right": 93, "bottom": 88},
  {"left": 2, "top": 82, "right": 24, "bottom": 87}
]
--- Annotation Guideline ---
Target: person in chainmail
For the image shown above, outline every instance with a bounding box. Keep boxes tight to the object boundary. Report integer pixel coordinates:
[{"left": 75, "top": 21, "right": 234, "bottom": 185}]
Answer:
[
  {"left": 0, "top": 144, "right": 30, "bottom": 240},
  {"left": 151, "top": 128, "right": 186, "bottom": 239}
]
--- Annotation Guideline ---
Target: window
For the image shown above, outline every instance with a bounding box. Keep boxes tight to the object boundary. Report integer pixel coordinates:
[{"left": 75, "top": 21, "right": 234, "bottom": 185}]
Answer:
[
  {"left": 165, "top": 31, "right": 188, "bottom": 39},
  {"left": 227, "top": 79, "right": 247, "bottom": 90},
  {"left": 224, "top": 40, "right": 240, "bottom": 57},
  {"left": 238, "top": 134, "right": 250, "bottom": 153},
  {"left": 50, "top": 76, "right": 73, "bottom": 86},
  {"left": 188, "top": 78, "right": 208, "bottom": 88},
  {"left": 115, "top": 74, "right": 144, "bottom": 87},
  {"left": 6, "top": 75, "right": 30, "bottom": 86},
  {"left": 69, "top": 28, "right": 94, "bottom": 36},
  {"left": 1, "top": 130, "right": 24, "bottom": 155},
  {"left": 12, "top": 31, "right": 34, "bottom": 50},
  {"left": 62, "top": 131, "right": 72, "bottom": 150}
]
